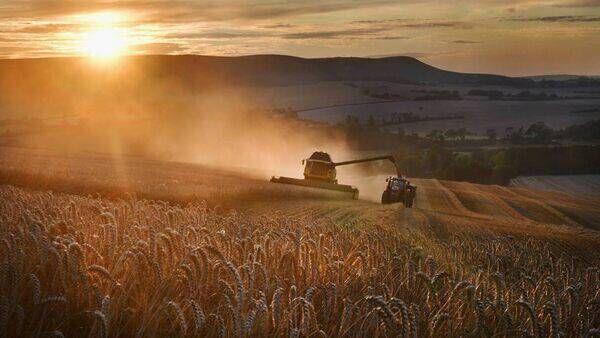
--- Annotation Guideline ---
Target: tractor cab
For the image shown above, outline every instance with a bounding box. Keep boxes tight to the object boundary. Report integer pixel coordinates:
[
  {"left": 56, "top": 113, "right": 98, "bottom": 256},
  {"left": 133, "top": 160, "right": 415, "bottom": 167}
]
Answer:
[{"left": 387, "top": 176, "right": 407, "bottom": 190}]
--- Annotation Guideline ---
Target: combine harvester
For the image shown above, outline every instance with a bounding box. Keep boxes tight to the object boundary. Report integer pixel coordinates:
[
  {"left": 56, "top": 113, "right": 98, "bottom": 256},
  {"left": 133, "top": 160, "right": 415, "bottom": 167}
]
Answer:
[{"left": 270, "top": 151, "right": 396, "bottom": 199}]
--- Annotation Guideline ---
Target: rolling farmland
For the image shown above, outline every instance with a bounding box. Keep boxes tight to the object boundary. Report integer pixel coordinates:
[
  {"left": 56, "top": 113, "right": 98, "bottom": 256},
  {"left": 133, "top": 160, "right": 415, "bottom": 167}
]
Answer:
[{"left": 1, "top": 146, "right": 599, "bottom": 336}]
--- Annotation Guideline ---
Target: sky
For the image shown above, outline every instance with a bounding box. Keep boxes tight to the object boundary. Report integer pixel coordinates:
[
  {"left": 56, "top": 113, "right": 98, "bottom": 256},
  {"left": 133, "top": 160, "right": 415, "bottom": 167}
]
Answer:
[{"left": 0, "top": 0, "right": 599, "bottom": 76}]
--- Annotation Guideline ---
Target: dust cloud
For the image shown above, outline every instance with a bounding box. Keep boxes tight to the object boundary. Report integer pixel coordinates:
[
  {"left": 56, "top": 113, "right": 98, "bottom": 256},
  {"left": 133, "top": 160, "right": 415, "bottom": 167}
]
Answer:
[
  {"left": 0, "top": 59, "right": 396, "bottom": 201},
  {"left": 160, "top": 91, "right": 400, "bottom": 199},
  {"left": 338, "top": 172, "right": 394, "bottom": 202},
  {"left": 140, "top": 88, "right": 353, "bottom": 180}
]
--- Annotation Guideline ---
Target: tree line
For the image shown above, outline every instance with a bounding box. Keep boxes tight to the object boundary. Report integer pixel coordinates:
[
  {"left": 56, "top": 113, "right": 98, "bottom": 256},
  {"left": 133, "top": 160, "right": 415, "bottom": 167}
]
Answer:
[{"left": 398, "top": 144, "right": 600, "bottom": 185}]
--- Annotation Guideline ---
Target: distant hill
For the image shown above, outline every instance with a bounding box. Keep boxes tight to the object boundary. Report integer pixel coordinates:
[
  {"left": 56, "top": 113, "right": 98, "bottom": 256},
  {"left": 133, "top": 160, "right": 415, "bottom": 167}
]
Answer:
[
  {"left": 0, "top": 54, "right": 533, "bottom": 89},
  {"left": 0, "top": 54, "right": 539, "bottom": 117}
]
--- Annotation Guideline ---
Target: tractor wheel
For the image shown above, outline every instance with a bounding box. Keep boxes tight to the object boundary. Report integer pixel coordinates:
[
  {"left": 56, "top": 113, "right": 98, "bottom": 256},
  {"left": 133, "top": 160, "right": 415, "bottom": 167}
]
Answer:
[{"left": 410, "top": 191, "right": 416, "bottom": 208}]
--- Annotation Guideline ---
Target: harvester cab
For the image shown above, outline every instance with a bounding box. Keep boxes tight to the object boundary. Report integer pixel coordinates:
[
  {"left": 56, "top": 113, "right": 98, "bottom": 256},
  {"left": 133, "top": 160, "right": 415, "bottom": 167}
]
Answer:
[{"left": 302, "top": 151, "right": 338, "bottom": 183}]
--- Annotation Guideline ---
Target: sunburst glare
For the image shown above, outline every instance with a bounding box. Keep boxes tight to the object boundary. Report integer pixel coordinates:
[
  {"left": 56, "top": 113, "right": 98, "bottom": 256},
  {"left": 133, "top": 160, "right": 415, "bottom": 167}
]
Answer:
[
  {"left": 79, "top": 11, "right": 129, "bottom": 61},
  {"left": 83, "top": 28, "right": 127, "bottom": 59}
]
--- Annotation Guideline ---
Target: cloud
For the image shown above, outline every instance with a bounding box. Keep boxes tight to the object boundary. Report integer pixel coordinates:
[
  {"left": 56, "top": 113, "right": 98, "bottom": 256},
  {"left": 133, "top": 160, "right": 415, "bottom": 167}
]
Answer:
[
  {"left": 261, "top": 23, "right": 295, "bottom": 29},
  {"left": 13, "top": 23, "right": 81, "bottom": 33},
  {"left": 131, "top": 42, "right": 186, "bottom": 54},
  {"left": 166, "top": 30, "right": 272, "bottom": 40},
  {"left": 366, "top": 50, "right": 459, "bottom": 59},
  {"left": 1, "top": 0, "right": 597, "bottom": 69},
  {"left": 399, "top": 52, "right": 430, "bottom": 58},
  {"left": 353, "top": 19, "right": 390, "bottom": 24},
  {"left": 375, "top": 35, "right": 409, "bottom": 40},
  {"left": 367, "top": 52, "right": 433, "bottom": 58},
  {"left": 508, "top": 15, "right": 600, "bottom": 22},
  {"left": 166, "top": 27, "right": 408, "bottom": 41},
  {"left": 353, "top": 18, "right": 472, "bottom": 29},
  {"left": 398, "top": 21, "right": 471, "bottom": 28},
  {"left": 191, "top": 1, "right": 399, "bottom": 21},
  {"left": 0, "top": 45, "right": 42, "bottom": 54},
  {"left": 0, "top": 0, "right": 399, "bottom": 22},
  {"left": 451, "top": 40, "right": 482, "bottom": 44},
  {"left": 282, "top": 27, "right": 388, "bottom": 39},
  {"left": 554, "top": 0, "right": 600, "bottom": 7}
]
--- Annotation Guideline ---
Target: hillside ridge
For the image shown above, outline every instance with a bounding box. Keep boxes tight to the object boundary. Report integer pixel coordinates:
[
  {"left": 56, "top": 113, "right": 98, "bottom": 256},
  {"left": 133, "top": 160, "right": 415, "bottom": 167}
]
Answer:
[{"left": 0, "top": 54, "right": 533, "bottom": 87}]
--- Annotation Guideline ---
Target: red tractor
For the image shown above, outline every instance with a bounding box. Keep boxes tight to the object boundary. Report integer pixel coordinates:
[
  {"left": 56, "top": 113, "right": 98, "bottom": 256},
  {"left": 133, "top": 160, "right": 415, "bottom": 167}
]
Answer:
[{"left": 381, "top": 176, "right": 416, "bottom": 208}]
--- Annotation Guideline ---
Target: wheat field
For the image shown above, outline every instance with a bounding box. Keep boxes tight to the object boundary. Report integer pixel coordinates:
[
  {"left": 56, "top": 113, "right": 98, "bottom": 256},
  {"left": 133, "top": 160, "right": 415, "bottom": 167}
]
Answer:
[{"left": 1, "top": 147, "right": 599, "bottom": 337}]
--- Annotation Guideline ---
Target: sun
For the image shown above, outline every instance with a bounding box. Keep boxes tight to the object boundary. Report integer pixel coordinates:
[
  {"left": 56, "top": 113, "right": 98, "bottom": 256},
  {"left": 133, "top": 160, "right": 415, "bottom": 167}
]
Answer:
[
  {"left": 78, "top": 11, "right": 129, "bottom": 61},
  {"left": 83, "top": 27, "right": 127, "bottom": 60}
]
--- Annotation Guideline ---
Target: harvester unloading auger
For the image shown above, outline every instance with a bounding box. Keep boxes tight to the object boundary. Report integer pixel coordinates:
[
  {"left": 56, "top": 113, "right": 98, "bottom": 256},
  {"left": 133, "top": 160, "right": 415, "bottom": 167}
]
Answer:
[{"left": 270, "top": 151, "right": 398, "bottom": 199}]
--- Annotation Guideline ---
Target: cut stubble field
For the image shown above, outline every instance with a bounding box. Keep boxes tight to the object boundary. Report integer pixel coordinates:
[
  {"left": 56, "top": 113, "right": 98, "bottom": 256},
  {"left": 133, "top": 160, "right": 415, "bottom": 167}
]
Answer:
[
  {"left": 511, "top": 175, "right": 600, "bottom": 198},
  {"left": 1, "top": 146, "right": 599, "bottom": 337}
]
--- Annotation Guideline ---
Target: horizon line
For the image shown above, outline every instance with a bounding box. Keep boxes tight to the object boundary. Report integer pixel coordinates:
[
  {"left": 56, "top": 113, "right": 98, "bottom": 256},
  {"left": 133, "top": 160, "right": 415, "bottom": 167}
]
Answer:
[{"left": 0, "top": 53, "right": 597, "bottom": 78}]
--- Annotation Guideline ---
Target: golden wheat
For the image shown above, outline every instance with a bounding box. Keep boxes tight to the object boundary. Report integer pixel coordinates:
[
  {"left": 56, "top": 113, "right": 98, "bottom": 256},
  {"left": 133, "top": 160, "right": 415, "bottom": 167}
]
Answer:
[{"left": 0, "top": 184, "right": 598, "bottom": 337}]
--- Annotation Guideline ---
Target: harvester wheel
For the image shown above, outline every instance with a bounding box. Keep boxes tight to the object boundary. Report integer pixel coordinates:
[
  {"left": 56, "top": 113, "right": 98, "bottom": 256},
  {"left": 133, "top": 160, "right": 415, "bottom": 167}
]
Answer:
[{"left": 381, "top": 190, "right": 390, "bottom": 204}]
